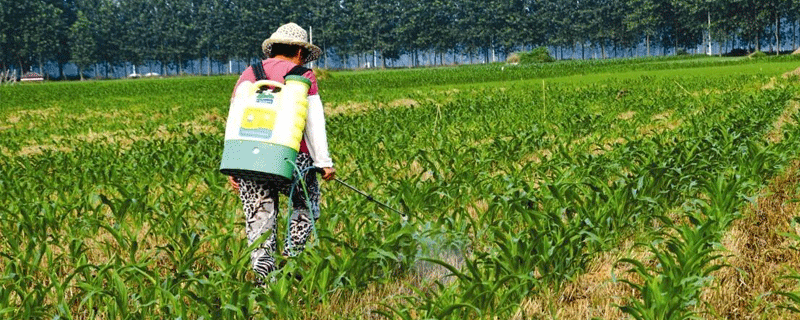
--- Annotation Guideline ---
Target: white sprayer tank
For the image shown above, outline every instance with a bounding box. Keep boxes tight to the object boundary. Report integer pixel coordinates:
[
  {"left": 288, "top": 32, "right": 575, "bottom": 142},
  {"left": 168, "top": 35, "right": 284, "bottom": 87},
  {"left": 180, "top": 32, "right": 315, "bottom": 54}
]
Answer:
[{"left": 220, "top": 75, "right": 311, "bottom": 183}]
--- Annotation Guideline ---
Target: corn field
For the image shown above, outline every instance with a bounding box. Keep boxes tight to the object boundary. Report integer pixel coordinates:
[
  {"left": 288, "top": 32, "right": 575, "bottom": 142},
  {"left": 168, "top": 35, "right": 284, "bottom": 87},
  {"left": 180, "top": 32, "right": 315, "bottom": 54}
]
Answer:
[{"left": 2, "top": 55, "right": 800, "bottom": 319}]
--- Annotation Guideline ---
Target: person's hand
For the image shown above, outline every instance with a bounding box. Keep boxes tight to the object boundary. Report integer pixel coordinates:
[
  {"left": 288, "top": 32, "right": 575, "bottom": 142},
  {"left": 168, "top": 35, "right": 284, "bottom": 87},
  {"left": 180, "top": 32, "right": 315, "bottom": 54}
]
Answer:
[
  {"left": 321, "top": 167, "right": 336, "bottom": 181},
  {"left": 228, "top": 176, "right": 240, "bottom": 192}
]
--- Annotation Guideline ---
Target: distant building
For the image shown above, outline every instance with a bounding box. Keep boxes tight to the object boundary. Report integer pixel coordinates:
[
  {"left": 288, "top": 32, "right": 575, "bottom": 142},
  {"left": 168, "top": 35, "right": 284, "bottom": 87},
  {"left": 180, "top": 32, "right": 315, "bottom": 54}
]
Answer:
[{"left": 21, "top": 72, "right": 44, "bottom": 82}]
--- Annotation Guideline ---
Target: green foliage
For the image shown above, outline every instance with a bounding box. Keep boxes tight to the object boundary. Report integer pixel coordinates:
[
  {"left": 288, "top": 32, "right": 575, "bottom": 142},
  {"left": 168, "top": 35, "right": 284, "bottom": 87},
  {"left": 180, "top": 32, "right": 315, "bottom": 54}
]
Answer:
[
  {"left": 505, "top": 53, "right": 520, "bottom": 64},
  {"left": 69, "top": 11, "right": 95, "bottom": 80},
  {"left": 4, "top": 0, "right": 800, "bottom": 74},
  {"left": 515, "top": 47, "right": 556, "bottom": 64},
  {"left": 1, "top": 57, "right": 799, "bottom": 319},
  {"left": 749, "top": 51, "right": 768, "bottom": 59}
]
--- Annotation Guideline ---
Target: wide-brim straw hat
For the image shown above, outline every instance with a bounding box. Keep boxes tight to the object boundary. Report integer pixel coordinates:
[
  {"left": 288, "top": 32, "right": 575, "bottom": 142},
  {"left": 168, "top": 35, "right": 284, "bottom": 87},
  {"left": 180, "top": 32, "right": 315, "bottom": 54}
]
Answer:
[{"left": 262, "top": 22, "right": 322, "bottom": 64}]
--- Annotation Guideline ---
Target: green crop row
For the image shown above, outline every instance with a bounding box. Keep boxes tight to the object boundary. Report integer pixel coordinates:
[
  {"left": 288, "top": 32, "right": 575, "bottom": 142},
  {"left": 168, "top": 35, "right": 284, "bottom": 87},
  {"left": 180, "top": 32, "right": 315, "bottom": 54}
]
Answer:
[
  {"left": 0, "top": 57, "right": 799, "bottom": 319},
  {"left": 370, "top": 71, "right": 800, "bottom": 319}
]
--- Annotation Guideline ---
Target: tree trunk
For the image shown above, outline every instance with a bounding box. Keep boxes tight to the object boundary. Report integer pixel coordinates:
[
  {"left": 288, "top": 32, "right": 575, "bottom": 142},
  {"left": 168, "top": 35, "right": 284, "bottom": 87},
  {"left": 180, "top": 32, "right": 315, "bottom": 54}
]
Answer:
[
  {"left": 674, "top": 35, "right": 678, "bottom": 55},
  {"left": 581, "top": 42, "right": 585, "bottom": 59},
  {"left": 600, "top": 43, "right": 605, "bottom": 59},
  {"left": 571, "top": 42, "right": 576, "bottom": 59},
  {"left": 776, "top": 15, "right": 780, "bottom": 55},
  {"left": 756, "top": 34, "right": 760, "bottom": 52},
  {"left": 38, "top": 56, "right": 45, "bottom": 80}
]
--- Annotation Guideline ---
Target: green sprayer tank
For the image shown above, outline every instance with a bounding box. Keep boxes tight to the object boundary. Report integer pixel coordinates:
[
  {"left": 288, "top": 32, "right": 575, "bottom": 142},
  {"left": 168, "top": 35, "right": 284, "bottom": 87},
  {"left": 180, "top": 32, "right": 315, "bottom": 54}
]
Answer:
[{"left": 220, "top": 75, "right": 311, "bottom": 183}]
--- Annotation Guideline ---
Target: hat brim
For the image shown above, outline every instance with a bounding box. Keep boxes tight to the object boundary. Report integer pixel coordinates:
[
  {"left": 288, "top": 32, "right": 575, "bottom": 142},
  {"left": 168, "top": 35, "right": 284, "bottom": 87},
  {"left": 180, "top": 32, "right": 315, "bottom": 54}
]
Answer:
[{"left": 262, "top": 39, "right": 322, "bottom": 64}]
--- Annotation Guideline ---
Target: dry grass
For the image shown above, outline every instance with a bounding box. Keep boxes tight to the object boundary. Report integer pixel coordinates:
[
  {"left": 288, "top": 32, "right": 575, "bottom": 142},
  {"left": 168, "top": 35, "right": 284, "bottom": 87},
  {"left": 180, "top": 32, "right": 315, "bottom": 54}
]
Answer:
[
  {"left": 638, "top": 110, "right": 681, "bottom": 135},
  {"left": 6, "top": 116, "right": 221, "bottom": 157},
  {"left": 328, "top": 98, "right": 419, "bottom": 116},
  {"left": 387, "top": 159, "right": 431, "bottom": 181},
  {"left": 782, "top": 67, "right": 800, "bottom": 80},
  {"left": 523, "top": 148, "right": 553, "bottom": 164},
  {"left": 617, "top": 111, "right": 636, "bottom": 121},
  {"left": 702, "top": 159, "right": 800, "bottom": 319},
  {"left": 508, "top": 156, "right": 800, "bottom": 320},
  {"left": 298, "top": 277, "right": 416, "bottom": 320},
  {"left": 4, "top": 106, "right": 62, "bottom": 123},
  {"left": 466, "top": 199, "right": 489, "bottom": 222},
  {"left": 762, "top": 67, "right": 800, "bottom": 90},
  {"left": 513, "top": 239, "right": 647, "bottom": 319},
  {"left": 590, "top": 137, "right": 628, "bottom": 156},
  {"left": 766, "top": 100, "right": 800, "bottom": 144}
]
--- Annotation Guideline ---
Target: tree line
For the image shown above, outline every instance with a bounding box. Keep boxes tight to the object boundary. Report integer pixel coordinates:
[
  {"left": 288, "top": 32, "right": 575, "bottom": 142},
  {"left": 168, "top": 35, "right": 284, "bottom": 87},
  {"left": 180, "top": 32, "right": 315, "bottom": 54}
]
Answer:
[{"left": 2, "top": 0, "right": 800, "bottom": 80}]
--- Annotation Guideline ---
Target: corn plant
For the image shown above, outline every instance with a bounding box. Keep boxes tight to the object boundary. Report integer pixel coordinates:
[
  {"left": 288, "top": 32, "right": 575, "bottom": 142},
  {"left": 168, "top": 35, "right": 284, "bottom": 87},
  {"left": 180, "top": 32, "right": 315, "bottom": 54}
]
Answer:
[{"left": 1, "top": 56, "right": 799, "bottom": 319}]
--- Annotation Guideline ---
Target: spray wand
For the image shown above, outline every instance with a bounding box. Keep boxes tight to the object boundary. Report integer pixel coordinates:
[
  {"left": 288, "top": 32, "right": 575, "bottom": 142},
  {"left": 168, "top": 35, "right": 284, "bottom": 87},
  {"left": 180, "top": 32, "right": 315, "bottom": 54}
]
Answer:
[{"left": 313, "top": 168, "right": 408, "bottom": 221}]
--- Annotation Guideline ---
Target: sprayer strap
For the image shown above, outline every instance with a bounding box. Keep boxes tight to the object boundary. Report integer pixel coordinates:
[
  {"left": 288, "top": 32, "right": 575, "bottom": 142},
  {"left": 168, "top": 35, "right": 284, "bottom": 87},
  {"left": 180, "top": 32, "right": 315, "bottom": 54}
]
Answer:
[
  {"left": 286, "top": 65, "right": 310, "bottom": 77},
  {"left": 251, "top": 62, "right": 309, "bottom": 82},
  {"left": 251, "top": 62, "right": 267, "bottom": 81}
]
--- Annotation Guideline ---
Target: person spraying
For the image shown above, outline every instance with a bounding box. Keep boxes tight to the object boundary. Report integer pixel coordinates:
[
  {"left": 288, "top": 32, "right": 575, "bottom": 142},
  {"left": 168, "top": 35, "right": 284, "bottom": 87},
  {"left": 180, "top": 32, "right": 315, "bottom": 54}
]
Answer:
[{"left": 221, "top": 22, "right": 335, "bottom": 284}]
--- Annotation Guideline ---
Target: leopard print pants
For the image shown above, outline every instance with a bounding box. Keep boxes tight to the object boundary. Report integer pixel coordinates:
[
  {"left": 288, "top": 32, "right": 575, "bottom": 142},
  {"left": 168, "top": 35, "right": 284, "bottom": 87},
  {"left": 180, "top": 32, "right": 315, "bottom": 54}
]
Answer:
[{"left": 235, "top": 153, "right": 320, "bottom": 280}]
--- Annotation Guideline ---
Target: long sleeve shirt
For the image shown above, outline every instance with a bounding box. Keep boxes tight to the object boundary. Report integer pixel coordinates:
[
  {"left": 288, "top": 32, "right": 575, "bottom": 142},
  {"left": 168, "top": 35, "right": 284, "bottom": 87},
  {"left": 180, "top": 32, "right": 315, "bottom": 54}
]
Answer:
[{"left": 232, "top": 58, "right": 333, "bottom": 168}]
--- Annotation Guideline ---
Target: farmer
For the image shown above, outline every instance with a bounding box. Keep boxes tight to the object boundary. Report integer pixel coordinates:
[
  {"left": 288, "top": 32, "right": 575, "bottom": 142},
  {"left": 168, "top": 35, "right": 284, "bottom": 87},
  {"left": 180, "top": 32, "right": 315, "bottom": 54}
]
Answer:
[{"left": 228, "top": 22, "right": 335, "bottom": 283}]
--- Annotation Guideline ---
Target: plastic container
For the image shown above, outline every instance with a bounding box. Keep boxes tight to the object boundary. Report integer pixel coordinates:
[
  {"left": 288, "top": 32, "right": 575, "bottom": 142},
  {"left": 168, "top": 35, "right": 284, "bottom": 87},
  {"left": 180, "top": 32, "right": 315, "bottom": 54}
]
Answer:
[{"left": 220, "top": 75, "right": 311, "bottom": 183}]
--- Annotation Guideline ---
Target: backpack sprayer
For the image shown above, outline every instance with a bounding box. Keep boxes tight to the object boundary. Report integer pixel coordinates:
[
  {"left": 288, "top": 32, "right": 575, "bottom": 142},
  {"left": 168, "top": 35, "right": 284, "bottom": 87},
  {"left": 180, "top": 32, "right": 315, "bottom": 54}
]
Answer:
[
  {"left": 220, "top": 74, "right": 407, "bottom": 220},
  {"left": 220, "top": 76, "right": 312, "bottom": 183}
]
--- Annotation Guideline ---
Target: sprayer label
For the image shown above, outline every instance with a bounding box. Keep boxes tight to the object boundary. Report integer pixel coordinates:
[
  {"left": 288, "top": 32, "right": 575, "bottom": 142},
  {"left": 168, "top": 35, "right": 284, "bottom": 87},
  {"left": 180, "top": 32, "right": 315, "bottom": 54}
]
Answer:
[
  {"left": 255, "top": 92, "right": 275, "bottom": 104},
  {"left": 239, "top": 107, "right": 276, "bottom": 139}
]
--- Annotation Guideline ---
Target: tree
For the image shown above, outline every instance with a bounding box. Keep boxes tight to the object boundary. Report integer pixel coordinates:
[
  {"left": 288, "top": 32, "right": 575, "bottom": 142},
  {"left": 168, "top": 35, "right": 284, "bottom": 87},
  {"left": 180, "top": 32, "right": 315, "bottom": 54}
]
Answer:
[
  {"left": 51, "top": 0, "right": 77, "bottom": 79},
  {"left": 118, "top": 0, "right": 153, "bottom": 76},
  {"left": 493, "top": 0, "right": 542, "bottom": 57},
  {"left": 398, "top": 1, "right": 429, "bottom": 66},
  {"left": 626, "top": 0, "right": 658, "bottom": 56},
  {"left": 77, "top": 0, "right": 124, "bottom": 78},
  {"left": 69, "top": 10, "right": 95, "bottom": 80},
  {"left": 540, "top": 0, "right": 580, "bottom": 59},
  {"left": 8, "top": 0, "right": 800, "bottom": 77},
  {"left": 16, "top": 1, "right": 63, "bottom": 76},
  {"left": 656, "top": 0, "right": 704, "bottom": 54},
  {"left": 724, "top": 0, "right": 770, "bottom": 52},
  {"left": 460, "top": 0, "right": 494, "bottom": 63},
  {"left": 762, "top": 0, "right": 790, "bottom": 53},
  {"left": 0, "top": 0, "right": 11, "bottom": 71},
  {"left": 173, "top": 0, "right": 199, "bottom": 74}
]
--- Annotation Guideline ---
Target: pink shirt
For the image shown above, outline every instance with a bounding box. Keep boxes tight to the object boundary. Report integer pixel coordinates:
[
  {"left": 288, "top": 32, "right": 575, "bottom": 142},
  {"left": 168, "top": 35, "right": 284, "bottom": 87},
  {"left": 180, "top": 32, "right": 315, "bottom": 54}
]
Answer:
[
  {"left": 233, "top": 58, "right": 319, "bottom": 96},
  {"left": 232, "top": 58, "right": 320, "bottom": 154}
]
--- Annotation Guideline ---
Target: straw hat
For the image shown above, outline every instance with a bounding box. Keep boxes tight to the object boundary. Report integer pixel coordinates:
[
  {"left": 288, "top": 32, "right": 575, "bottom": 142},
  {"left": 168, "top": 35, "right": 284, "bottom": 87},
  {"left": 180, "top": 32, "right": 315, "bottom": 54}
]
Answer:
[{"left": 262, "top": 23, "right": 322, "bottom": 64}]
